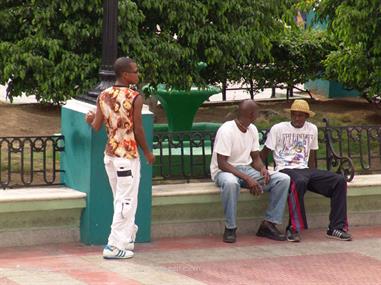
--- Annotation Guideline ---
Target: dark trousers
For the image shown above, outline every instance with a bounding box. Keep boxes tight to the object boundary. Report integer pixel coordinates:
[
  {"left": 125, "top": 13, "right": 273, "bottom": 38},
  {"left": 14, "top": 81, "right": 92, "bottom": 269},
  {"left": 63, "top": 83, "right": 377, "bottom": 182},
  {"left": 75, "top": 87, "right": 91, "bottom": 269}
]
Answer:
[{"left": 280, "top": 168, "right": 348, "bottom": 232}]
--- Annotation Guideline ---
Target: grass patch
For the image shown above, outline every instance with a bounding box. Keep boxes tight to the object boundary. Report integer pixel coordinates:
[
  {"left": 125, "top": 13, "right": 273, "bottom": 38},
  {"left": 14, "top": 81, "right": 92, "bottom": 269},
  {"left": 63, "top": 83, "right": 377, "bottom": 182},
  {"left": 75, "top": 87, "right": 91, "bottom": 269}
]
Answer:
[{"left": 1, "top": 145, "right": 62, "bottom": 186}]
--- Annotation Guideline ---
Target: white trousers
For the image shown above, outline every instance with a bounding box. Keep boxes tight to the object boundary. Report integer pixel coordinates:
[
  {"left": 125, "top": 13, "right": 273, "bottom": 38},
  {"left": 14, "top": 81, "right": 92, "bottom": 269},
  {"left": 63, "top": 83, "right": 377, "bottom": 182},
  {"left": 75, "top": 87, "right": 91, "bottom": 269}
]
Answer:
[{"left": 104, "top": 154, "right": 141, "bottom": 250}]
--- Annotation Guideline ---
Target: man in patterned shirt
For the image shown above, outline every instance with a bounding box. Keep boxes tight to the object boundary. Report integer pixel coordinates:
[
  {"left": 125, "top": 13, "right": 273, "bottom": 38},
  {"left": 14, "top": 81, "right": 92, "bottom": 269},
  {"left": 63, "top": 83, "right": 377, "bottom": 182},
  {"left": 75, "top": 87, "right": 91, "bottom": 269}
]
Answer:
[
  {"left": 261, "top": 100, "right": 352, "bottom": 242},
  {"left": 86, "top": 57, "right": 155, "bottom": 259}
]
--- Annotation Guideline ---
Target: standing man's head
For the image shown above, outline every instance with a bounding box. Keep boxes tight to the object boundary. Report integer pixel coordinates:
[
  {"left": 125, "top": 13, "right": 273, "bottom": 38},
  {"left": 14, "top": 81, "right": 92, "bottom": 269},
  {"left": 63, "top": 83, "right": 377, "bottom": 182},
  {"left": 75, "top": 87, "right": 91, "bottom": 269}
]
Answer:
[
  {"left": 286, "top": 100, "right": 315, "bottom": 128},
  {"left": 237, "top": 99, "right": 259, "bottom": 127},
  {"left": 113, "top": 57, "right": 139, "bottom": 85}
]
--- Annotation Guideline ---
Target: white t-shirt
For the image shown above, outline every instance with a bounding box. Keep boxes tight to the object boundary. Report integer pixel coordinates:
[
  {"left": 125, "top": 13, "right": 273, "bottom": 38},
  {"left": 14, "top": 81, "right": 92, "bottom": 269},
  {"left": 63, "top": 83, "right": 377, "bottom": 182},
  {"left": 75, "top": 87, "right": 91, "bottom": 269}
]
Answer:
[
  {"left": 210, "top": 120, "right": 260, "bottom": 180},
  {"left": 265, "top": 121, "right": 318, "bottom": 171}
]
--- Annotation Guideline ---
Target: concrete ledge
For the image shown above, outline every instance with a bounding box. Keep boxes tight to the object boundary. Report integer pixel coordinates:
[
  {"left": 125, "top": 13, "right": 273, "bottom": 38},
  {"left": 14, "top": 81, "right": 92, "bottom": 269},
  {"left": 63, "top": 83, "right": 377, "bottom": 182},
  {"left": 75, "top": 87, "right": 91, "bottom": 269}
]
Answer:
[
  {"left": 153, "top": 174, "right": 381, "bottom": 197},
  {"left": 347, "top": 174, "right": 381, "bottom": 188},
  {"left": 152, "top": 174, "right": 381, "bottom": 239},
  {"left": 0, "top": 186, "right": 86, "bottom": 247},
  {"left": 0, "top": 186, "right": 87, "bottom": 202},
  {"left": 0, "top": 186, "right": 86, "bottom": 213}
]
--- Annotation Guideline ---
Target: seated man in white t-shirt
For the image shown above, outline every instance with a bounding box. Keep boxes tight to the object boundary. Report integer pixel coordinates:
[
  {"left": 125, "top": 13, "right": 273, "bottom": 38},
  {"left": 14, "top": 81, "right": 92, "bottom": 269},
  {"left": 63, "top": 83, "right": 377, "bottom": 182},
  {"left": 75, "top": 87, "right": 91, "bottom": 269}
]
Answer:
[
  {"left": 210, "top": 99, "right": 290, "bottom": 243},
  {"left": 261, "top": 100, "right": 352, "bottom": 242}
]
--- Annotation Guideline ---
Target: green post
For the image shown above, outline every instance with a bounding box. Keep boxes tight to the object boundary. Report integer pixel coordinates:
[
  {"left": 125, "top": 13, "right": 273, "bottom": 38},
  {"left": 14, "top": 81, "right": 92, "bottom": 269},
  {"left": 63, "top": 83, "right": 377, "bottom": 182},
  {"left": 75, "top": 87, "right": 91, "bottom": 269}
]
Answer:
[{"left": 61, "top": 99, "right": 153, "bottom": 244}]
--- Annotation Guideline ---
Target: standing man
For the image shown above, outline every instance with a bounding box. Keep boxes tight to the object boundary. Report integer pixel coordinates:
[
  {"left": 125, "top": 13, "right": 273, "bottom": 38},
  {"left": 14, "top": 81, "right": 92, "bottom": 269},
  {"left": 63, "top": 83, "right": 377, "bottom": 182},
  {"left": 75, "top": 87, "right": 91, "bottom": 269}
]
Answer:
[
  {"left": 261, "top": 100, "right": 352, "bottom": 242},
  {"left": 86, "top": 57, "right": 155, "bottom": 259},
  {"left": 210, "top": 99, "right": 290, "bottom": 243}
]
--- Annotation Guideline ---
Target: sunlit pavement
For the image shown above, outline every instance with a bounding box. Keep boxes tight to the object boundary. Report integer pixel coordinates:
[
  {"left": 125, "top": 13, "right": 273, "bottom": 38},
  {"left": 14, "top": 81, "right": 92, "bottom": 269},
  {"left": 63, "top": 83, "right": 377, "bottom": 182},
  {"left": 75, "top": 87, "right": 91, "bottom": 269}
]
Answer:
[{"left": 1, "top": 83, "right": 309, "bottom": 105}]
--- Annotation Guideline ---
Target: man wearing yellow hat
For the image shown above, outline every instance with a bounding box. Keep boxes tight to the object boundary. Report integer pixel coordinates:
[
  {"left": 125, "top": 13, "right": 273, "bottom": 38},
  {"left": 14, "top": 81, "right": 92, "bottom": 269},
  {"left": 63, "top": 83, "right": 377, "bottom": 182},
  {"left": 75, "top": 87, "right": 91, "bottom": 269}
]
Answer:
[{"left": 261, "top": 99, "right": 352, "bottom": 242}]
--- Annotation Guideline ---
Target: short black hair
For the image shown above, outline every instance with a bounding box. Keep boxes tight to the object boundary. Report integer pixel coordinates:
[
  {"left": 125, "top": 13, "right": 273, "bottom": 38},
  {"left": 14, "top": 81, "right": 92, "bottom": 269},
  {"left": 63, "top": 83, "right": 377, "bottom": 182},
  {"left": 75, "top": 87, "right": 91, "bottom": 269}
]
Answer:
[{"left": 113, "top": 57, "right": 135, "bottom": 78}]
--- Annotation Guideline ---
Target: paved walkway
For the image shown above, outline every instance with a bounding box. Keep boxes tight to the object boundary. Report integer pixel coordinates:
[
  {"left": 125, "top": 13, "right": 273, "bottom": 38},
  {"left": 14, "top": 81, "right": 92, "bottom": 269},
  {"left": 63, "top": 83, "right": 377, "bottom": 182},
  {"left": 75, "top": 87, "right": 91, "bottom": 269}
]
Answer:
[{"left": 1, "top": 226, "right": 381, "bottom": 284}]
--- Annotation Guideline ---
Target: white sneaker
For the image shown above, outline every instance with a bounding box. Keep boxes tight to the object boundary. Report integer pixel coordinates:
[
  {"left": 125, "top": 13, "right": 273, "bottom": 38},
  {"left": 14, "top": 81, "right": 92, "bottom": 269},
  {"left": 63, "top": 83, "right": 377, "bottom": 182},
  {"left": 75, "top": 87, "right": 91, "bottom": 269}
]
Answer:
[
  {"left": 103, "top": 245, "right": 134, "bottom": 259},
  {"left": 125, "top": 225, "right": 138, "bottom": 251}
]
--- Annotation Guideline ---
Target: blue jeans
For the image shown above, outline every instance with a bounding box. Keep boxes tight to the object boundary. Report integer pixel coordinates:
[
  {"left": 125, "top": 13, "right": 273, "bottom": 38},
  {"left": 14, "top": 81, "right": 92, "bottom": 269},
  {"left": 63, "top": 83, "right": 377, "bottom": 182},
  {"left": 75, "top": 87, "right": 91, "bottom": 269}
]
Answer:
[{"left": 215, "top": 165, "right": 290, "bottom": 229}]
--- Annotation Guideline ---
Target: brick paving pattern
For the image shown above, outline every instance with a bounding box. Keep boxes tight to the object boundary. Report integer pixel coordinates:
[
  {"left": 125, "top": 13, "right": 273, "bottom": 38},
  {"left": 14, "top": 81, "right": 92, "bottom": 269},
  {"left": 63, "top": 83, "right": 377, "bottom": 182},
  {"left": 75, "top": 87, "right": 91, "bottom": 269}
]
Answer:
[{"left": 0, "top": 226, "right": 380, "bottom": 284}]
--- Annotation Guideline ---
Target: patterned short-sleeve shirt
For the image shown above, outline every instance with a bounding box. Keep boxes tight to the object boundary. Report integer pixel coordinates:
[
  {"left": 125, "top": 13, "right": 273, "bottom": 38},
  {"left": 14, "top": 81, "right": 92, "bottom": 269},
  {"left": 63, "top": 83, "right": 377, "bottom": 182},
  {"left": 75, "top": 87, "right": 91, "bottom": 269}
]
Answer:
[{"left": 98, "top": 86, "right": 139, "bottom": 159}]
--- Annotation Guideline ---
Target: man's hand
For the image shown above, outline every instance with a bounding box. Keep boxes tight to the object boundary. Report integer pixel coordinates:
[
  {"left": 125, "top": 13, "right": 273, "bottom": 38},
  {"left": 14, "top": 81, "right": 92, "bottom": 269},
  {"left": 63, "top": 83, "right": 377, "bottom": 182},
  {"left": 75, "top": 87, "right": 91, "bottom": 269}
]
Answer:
[
  {"left": 85, "top": 111, "right": 95, "bottom": 125},
  {"left": 260, "top": 167, "right": 270, "bottom": 185},
  {"left": 245, "top": 176, "right": 263, "bottom": 196},
  {"left": 144, "top": 151, "right": 155, "bottom": 165}
]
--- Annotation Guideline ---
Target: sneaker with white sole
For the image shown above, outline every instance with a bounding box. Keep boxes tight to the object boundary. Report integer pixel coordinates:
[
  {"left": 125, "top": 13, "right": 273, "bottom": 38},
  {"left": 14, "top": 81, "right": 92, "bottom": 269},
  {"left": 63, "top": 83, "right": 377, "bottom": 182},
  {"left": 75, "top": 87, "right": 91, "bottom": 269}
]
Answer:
[
  {"left": 103, "top": 245, "right": 134, "bottom": 259},
  {"left": 286, "top": 227, "right": 301, "bottom": 242},
  {"left": 125, "top": 224, "right": 138, "bottom": 251},
  {"left": 326, "top": 228, "right": 352, "bottom": 241}
]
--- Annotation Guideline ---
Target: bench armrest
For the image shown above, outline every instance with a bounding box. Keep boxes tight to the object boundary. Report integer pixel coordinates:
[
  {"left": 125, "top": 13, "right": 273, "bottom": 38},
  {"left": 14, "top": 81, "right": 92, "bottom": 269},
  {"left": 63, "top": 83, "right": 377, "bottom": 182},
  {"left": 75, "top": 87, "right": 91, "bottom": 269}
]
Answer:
[{"left": 323, "top": 118, "right": 355, "bottom": 182}]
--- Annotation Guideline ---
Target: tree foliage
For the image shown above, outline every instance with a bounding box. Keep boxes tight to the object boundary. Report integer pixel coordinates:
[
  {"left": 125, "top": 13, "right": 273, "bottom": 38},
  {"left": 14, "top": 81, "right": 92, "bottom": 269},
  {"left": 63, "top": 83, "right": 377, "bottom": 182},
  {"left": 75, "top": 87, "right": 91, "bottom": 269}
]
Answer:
[
  {"left": 242, "top": 27, "right": 332, "bottom": 91},
  {"left": 0, "top": 0, "right": 104, "bottom": 103},
  {"left": 1, "top": 0, "right": 316, "bottom": 104},
  {"left": 312, "top": 0, "right": 381, "bottom": 99}
]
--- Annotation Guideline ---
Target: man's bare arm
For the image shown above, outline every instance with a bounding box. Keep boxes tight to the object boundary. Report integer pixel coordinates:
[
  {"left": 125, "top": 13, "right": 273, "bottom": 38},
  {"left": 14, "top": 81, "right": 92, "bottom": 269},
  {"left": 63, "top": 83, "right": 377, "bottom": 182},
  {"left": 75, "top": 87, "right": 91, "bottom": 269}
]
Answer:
[
  {"left": 133, "top": 95, "right": 155, "bottom": 164},
  {"left": 251, "top": 151, "right": 266, "bottom": 172},
  {"left": 260, "top": 145, "right": 271, "bottom": 164},
  {"left": 251, "top": 150, "right": 270, "bottom": 184},
  {"left": 217, "top": 154, "right": 248, "bottom": 181},
  {"left": 85, "top": 99, "right": 103, "bottom": 131},
  {"left": 308, "top": 150, "right": 317, "bottom": 169}
]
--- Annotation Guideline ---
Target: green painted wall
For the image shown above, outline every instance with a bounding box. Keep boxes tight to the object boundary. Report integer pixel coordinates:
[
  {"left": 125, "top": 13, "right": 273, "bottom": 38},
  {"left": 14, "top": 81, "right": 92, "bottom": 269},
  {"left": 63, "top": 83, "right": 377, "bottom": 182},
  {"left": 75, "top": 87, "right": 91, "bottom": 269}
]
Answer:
[
  {"left": 305, "top": 79, "right": 360, "bottom": 98},
  {"left": 61, "top": 100, "right": 153, "bottom": 244}
]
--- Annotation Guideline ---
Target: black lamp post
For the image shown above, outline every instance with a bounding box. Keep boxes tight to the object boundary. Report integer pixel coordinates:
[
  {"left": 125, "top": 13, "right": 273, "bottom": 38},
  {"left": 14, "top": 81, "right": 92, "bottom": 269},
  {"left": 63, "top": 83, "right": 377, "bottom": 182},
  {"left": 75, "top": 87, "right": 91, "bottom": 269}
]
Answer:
[{"left": 77, "top": 0, "right": 118, "bottom": 104}]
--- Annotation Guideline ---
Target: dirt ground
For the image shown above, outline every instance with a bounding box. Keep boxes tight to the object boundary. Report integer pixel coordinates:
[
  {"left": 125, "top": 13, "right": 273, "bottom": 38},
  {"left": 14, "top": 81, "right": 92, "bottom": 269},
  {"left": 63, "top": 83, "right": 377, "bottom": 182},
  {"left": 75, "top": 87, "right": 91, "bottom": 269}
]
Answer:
[
  {"left": 143, "top": 95, "right": 381, "bottom": 130},
  {"left": 0, "top": 102, "right": 61, "bottom": 136},
  {"left": 0, "top": 96, "right": 380, "bottom": 137}
]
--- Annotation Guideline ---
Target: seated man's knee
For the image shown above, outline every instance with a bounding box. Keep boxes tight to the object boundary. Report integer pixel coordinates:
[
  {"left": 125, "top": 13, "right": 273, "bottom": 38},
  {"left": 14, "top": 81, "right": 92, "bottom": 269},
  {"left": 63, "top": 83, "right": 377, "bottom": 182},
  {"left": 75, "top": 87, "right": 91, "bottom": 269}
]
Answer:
[
  {"left": 337, "top": 174, "right": 346, "bottom": 184},
  {"left": 280, "top": 173, "right": 290, "bottom": 184},
  {"left": 220, "top": 175, "right": 240, "bottom": 191},
  {"left": 223, "top": 179, "right": 240, "bottom": 189},
  {"left": 334, "top": 174, "right": 347, "bottom": 190},
  {"left": 273, "top": 172, "right": 290, "bottom": 186},
  {"left": 292, "top": 176, "right": 308, "bottom": 187}
]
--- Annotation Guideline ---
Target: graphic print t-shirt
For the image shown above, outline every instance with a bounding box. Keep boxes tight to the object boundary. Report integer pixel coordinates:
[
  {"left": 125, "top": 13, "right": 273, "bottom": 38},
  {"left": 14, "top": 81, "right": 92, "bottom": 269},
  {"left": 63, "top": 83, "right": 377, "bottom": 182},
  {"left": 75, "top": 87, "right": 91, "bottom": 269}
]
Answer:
[
  {"left": 210, "top": 120, "right": 260, "bottom": 180},
  {"left": 265, "top": 122, "right": 318, "bottom": 171},
  {"left": 98, "top": 86, "right": 139, "bottom": 159}
]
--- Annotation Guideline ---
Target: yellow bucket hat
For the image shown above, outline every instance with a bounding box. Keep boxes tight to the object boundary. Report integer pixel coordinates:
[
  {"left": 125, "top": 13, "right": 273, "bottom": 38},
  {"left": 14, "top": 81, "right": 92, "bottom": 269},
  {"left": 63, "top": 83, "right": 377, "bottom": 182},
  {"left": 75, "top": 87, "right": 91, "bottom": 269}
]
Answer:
[{"left": 285, "top": 99, "right": 315, "bottom": 117}]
